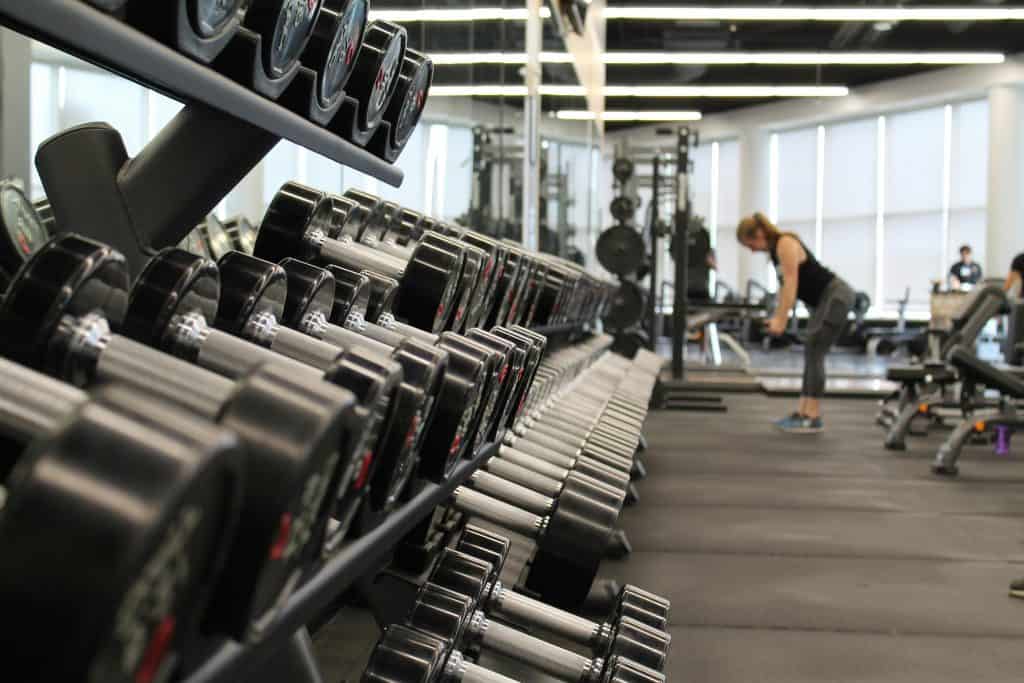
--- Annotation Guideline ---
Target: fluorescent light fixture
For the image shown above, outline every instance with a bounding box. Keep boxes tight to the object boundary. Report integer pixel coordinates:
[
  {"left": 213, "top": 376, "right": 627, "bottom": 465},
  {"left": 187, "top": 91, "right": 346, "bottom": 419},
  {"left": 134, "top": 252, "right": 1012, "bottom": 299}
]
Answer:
[
  {"left": 429, "top": 51, "right": 1004, "bottom": 66},
  {"left": 603, "top": 85, "right": 849, "bottom": 97},
  {"left": 555, "top": 110, "right": 703, "bottom": 121},
  {"left": 602, "top": 51, "right": 1006, "bottom": 65},
  {"left": 602, "top": 6, "right": 1024, "bottom": 21},
  {"left": 368, "top": 7, "right": 549, "bottom": 22},
  {"left": 429, "top": 84, "right": 848, "bottom": 97},
  {"left": 369, "top": 6, "right": 1024, "bottom": 22}
]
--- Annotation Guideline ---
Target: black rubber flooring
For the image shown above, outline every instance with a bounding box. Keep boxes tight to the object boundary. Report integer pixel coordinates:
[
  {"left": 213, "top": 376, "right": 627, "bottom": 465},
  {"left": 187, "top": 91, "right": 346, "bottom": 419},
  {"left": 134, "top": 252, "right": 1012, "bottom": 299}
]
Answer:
[{"left": 601, "top": 395, "right": 1024, "bottom": 682}]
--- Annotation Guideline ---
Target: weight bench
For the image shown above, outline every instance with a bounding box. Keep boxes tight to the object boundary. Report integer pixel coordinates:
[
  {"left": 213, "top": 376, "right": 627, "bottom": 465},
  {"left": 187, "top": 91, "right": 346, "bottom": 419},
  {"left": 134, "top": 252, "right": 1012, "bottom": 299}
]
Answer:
[
  {"left": 932, "top": 347, "right": 1024, "bottom": 476},
  {"left": 880, "top": 364, "right": 959, "bottom": 450}
]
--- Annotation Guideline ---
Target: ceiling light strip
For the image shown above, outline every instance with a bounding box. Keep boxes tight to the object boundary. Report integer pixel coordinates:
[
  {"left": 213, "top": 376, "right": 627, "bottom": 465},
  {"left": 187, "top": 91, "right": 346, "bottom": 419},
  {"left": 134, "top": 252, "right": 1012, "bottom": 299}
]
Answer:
[
  {"left": 555, "top": 110, "right": 703, "bottom": 121},
  {"left": 429, "top": 84, "right": 849, "bottom": 97},
  {"left": 428, "top": 51, "right": 1005, "bottom": 66},
  {"left": 368, "top": 6, "right": 1024, "bottom": 22},
  {"left": 603, "top": 7, "right": 1024, "bottom": 21}
]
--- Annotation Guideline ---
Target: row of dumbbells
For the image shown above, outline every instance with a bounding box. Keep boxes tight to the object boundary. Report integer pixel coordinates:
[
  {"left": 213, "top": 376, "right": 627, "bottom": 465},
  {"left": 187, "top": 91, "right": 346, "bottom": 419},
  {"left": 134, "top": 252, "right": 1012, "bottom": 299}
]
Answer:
[
  {"left": 0, "top": 204, "right": 622, "bottom": 681},
  {"left": 362, "top": 351, "right": 668, "bottom": 682},
  {"left": 83, "top": 0, "right": 429, "bottom": 160}
]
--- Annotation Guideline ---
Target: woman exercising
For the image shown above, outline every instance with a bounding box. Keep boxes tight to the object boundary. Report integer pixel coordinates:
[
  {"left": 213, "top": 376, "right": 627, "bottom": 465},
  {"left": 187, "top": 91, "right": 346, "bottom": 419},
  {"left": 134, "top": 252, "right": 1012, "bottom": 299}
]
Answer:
[{"left": 737, "top": 213, "right": 856, "bottom": 433}]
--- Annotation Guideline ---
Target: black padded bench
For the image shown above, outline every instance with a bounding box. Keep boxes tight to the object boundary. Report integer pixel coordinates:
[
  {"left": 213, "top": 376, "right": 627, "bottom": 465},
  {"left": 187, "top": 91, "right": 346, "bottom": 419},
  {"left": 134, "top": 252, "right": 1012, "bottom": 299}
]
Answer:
[{"left": 949, "top": 347, "right": 1024, "bottom": 398}]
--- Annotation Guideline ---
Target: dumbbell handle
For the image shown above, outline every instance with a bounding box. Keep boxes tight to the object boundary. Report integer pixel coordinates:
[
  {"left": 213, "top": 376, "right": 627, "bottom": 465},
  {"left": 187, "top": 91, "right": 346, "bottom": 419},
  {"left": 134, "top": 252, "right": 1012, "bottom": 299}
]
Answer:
[
  {"left": 0, "top": 357, "right": 86, "bottom": 440},
  {"left": 444, "top": 650, "right": 518, "bottom": 683},
  {"left": 319, "top": 233, "right": 406, "bottom": 281},
  {"left": 488, "top": 581, "right": 603, "bottom": 646},
  {"left": 470, "top": 469, "right": 554, "bottom": 514},
  {"left": 469, "top": 610, "right": 601, "bottom": 683},
  {"left": 450, "top": 486, "right": 545, "bottom": 539}
]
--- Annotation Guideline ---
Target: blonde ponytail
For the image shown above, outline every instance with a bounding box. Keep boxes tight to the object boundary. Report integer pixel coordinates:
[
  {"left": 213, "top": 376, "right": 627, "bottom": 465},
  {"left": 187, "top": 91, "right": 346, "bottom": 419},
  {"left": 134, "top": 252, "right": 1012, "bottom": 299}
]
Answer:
[{"left": 736, "top": 212, "right": 783, "bottom": 245}]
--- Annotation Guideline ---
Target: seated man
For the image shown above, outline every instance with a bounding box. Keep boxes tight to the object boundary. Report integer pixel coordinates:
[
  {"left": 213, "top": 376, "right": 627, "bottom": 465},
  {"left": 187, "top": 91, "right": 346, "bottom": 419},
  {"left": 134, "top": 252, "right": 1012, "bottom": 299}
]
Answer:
[{"left": 949, "top": 244, "right": 982, "bottom": 290}]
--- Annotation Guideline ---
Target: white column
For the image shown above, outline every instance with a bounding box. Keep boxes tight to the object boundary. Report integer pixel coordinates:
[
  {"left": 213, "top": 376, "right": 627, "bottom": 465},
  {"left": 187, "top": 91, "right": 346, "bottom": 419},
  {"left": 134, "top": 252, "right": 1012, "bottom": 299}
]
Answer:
[
  {"left": 521, "top": 0, "right": 542, "bottom": 251},
  {"left": 986, "top": 85, "right": 1024, "bottom": 277},
  {"left": 1, "top": 28, "right": 33, "bottom": 190},
  {"left": 736, "top": 125, "right": 771, "bottom": 287}
]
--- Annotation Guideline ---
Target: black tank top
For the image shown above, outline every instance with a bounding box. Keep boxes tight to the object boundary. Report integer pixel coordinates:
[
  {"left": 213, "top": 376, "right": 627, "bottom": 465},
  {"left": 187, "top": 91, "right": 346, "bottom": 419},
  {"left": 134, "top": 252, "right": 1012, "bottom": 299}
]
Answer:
[{"left": 770, "top": 235, "right": 835, "bottom": 308}]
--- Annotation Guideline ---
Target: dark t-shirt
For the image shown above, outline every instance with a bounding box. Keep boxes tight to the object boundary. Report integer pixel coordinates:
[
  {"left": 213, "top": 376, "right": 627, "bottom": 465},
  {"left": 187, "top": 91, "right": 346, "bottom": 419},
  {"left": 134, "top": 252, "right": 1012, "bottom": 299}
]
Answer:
[{"left": 949, "top": 260, "right": 982, "bottom": 285}]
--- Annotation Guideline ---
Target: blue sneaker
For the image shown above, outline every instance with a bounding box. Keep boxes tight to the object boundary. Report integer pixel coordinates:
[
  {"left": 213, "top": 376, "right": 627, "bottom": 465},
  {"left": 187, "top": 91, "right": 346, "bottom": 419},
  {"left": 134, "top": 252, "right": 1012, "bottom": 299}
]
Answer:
[{"left": 774, "top": 413, "right": 825, "bottom": 434}]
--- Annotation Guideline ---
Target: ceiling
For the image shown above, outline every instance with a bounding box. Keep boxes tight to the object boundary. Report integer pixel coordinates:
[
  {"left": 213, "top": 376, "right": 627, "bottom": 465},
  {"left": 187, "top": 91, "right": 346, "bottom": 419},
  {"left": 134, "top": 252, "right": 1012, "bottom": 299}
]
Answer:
[{"left": 377, "top": 1, "right": 1024, "bottom": 126}]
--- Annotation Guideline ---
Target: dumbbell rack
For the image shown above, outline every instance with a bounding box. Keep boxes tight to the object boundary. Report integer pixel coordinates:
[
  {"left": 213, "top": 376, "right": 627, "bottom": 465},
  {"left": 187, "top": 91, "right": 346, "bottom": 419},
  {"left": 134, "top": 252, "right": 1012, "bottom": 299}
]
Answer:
[
  {"left": 0, "top": 0, "right": 402, "bottom": 274},
  {"left": 183, "top": 443, "right": 498, "bottom": 683}
]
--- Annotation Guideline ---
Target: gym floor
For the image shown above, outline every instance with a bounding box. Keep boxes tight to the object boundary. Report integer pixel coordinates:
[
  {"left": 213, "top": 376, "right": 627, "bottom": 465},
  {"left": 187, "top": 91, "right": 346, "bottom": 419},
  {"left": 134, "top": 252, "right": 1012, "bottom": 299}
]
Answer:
[{"left": 604, "top": 393, "right": 1024, "bottom": 682}]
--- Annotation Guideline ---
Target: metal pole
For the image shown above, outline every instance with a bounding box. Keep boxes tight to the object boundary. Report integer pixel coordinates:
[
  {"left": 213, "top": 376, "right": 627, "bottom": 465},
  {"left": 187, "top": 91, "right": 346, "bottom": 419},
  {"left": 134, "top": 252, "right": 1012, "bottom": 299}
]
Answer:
[
  {"left": 672, "top": 128, "right": 694, "bottom": 380},
  {"left": 649, "top": 155, "right": 661, "bottom": 351},
  {"left": 522, "top": 0, "right": 542, "bottom": 250}
]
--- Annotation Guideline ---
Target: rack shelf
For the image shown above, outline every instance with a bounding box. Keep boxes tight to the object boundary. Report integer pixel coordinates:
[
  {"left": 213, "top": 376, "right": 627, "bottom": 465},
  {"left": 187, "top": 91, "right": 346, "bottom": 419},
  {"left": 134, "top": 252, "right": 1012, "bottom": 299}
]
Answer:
[
  {"left": 182, "top": 441, "right": 498, "bottom": 683},
  {"left": 0, "top": 0, "right": 402, "bottom": 187}
]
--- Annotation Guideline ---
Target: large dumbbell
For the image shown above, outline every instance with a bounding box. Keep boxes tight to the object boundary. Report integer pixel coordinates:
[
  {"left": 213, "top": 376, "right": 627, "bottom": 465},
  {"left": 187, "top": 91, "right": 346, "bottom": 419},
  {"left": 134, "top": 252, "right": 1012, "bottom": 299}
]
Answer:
[
  {"left": 364, "top": 623, "right": 518, "bottom": 683},
  {"left": 124, "top": 248, "right": 404, "bottom": 553},
  {"left": 364, "top": 623, "right": 662, "bottom": 683},
  {"left": 125, "top": 0, "right": 249, "bottom": 64},
  {"left": 300, "top": 0, "right": 369, "bottom": 110},
  {"left": 406, "top": 581, "right": 666, "bottom": 683},
  {"left": 339, "top": 191, "right": 491, "bottom": 334},
  {"left": 0, "top": 234, "right": 361, "bottom": 640},
  {"left": 434, "top": 529, "right": 671, "bottom": 670},
  {"left": 0, "top": 360, "right": 243, "bottom": 683},
  {"left": 211, "top": 251, "right": 434, "bottom": 517},
  {"left": 447, "top": 475, "right": 620, "bottom": 609},
  {"left": 320, "top": 264, "right": 490, "bottom": 480},
  {"left": 254, "top": 182, "right": 464, "bottom": 333},
  {"left": 277, "top": 257, "right": 449, "bottom": 514}
]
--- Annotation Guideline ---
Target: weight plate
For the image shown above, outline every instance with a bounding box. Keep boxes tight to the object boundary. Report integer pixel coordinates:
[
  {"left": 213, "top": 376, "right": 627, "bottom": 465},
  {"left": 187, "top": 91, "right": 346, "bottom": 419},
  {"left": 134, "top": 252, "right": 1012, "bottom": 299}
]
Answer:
[
  {"left": 214, "top": 252, "right": 288, "bottom": 334},
  {"left": 190, "top": 0, "right": 248, "bottom": 38},
  {"left": 385, "top": 49, "right": 433, "bottom": 150},
  {"left": 253, "top": 182, "right": 328, "bottom": 263},
  {"left": 303, "top": 0, "right": 368, "bottom": 105},
  {"left": 407, "top": 582, "right": 474, "bottom": 644},
  {"left": 0, "top": 182, "right": 47, "bottom": 277},
  {"left": 602, "top": 280, "right": 645, "bottom": 330},
  {"left": 364, "top": 624, "right": 447, "bottom": 683},
  {"left": 326, "top": 264, "right": 372, "bottom": 322},
  {"left": 596, "top": 224, "right": 646, "bottom": 277},
  {"left": 0, "top": 388, "right": 241, "bottom": 683},
  {"left": 246, "top": 0, "right": 323, "bottom": 79},
  {"left": 0, "top": 234, "right": 128, "bottom": 375},
  {"left": 609, "top": 195, "right": 635, "bottom": 222},
  {"left": 612, "top": 157, "right": 634, "bottom": 183},
  {"left": 123, "top": 248, "right": 220, "bottom": 353},
  {"left": 393, "top": 241, "right": 462, "bottom": 334},
  {"left": 346, "top": 21, "right": 408, "bottom": 133},
  {"left": 440, "top": 333, "right": 503, "bottom": 454}
]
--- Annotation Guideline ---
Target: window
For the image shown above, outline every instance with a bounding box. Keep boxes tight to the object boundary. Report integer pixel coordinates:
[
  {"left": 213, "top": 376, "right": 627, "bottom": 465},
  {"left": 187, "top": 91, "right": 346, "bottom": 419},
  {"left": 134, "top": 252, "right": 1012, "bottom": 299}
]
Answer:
[
  {"left": 773, "top": 127, "right": 818, "bottom": 250},
  {"left": 948, "top": 99, "right": 988, "bottom": 271},
  {"left": 822, "top": 117, "right": 877, "bottom": 295},
  {"left": 716, "top": 140, "right": 741, "bottom": 290}
]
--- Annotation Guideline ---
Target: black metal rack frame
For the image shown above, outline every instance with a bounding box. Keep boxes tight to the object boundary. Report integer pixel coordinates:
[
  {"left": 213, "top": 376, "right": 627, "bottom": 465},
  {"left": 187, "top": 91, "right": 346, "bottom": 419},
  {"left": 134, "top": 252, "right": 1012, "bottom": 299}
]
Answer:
[
  {"left": 0, "top": 0, "right": 403, "bottom": 274},
  {"left": 183, "top": 442, "right": 498, "bottom": 683}
]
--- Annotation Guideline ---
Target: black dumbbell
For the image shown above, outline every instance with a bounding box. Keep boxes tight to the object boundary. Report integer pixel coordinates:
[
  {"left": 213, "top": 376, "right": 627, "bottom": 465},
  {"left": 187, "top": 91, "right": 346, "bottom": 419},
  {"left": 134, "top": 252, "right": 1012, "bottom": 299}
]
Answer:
[
  {"left": 212, "top": 251, "right": 430, "bottom": 512},
  {"left": 254, "top": 182, "right": 463, "bottom": 333},
  {"left": 406, "top": 581, "right": 666, "bottom": 683},
  {"left": 300, "top": 0, "right": 369, "bottom": 109},
  {"left": 368, "top": 48, "right": 433, "bottom": 162},
  {"left": 486, "top": 243, "right": 530, "bottom": 329},
  {"left": 449, "top": 526, "right": 670, "bottom": 666},
  {"left": 125, "top": 0, "right": 250, "bottom": 63},
  {"left": 277, "top": 257, "right": 448, "bottom": 514},
  {"left": 363, "top": 623, "right": 521, "bottom": 683},
  {"left": 0, "top": 234, "right": 361, "bottom": 640},
  {"left": 0, "top": 357, "right": 244, "bottom": 683},
  {"left": 447, "top": 476, "right": 620, "bottom": 609},
  {"left": 319, "top": 264, "right": 490, "bottom": 481},
  {"left": 122, "top": 247, "right": 402, "bottom": 556},
  {"left": 339, "top": 192, "right": 487, "bottom": 334},
  {"left": 336, "top": 20, "right": 407, "bottom": 140},
  {"left": 244, "top": 0, "right": 324, "bottom": 82}
]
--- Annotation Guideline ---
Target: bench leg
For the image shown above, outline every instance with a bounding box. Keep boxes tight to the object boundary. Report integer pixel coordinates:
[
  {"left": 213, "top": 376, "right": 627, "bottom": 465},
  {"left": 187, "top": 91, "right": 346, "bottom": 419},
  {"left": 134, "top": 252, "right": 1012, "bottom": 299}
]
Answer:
[
  {"left": 932, "top": 420, "right": 976, "bottom": 476},
  {"left": 884, "top": 401, "right": 921, "bottom": 451}
]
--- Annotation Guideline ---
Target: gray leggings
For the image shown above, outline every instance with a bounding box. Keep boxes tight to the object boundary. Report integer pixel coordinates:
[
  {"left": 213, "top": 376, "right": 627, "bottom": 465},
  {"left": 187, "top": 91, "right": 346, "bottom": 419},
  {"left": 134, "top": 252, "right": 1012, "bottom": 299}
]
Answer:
[{"left": 803, "top": 278, "right": 856, "bottom": 398}]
